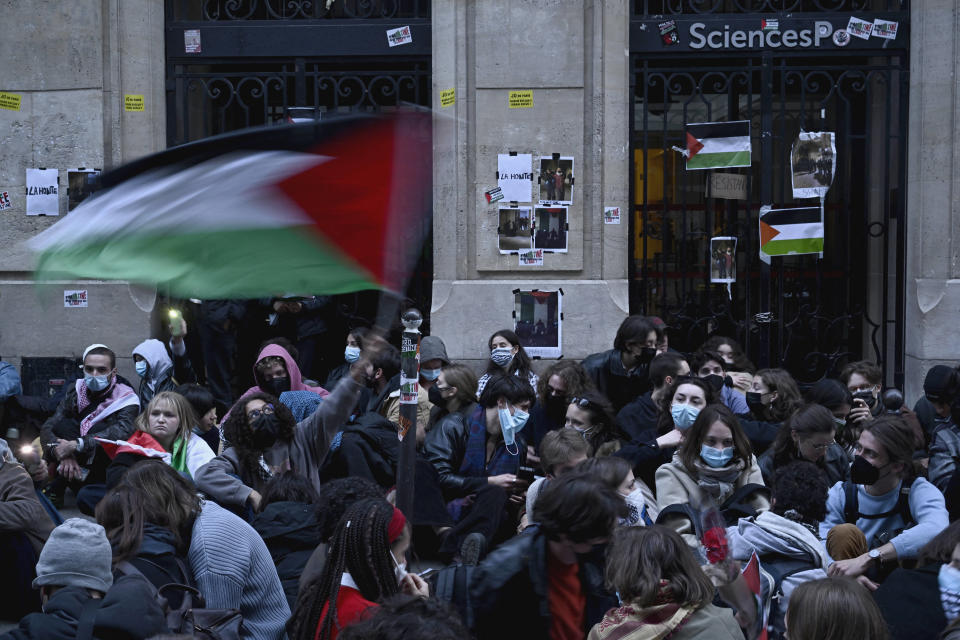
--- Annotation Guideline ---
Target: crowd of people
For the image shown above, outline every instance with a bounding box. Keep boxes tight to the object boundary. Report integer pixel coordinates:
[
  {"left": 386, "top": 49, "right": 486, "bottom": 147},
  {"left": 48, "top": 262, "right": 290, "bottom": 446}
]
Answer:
[{"left": 1, "top": 311, "right": 959, "bottom": 640}]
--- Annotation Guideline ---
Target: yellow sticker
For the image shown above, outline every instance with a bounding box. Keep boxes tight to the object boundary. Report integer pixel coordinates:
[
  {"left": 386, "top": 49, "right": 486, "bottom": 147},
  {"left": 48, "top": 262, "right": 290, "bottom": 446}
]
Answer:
[
  {"left": 440, "top": 88, "right": 455, "bottom": 108},
  {"left": 124, "top": 94, "right": 145, "bottom": 112},
  {"left": 0, "top": 92, "right": 22, "bottom": 111},
  {"left": 508, "top": 90, "right": 533, "bottom": 109}
]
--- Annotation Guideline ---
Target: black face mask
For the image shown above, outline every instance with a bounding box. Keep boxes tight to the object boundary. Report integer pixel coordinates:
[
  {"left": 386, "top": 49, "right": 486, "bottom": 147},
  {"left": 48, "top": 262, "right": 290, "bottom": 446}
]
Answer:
[
  {"left": 428, "top": 384, "right": 447, "bottom": 408},
  {"left": 745, "top": 391, "right": 765, "bottom": 413},
  {"left": 852, "top": 389, "right": 877, "bottom": 409},
  {"left": 263, "top": 376, "right": 291, "bottom": 397},
  {"left": 544, "top": 395, "right": 568, "bottom": 422},
  {"left": 703, "top": 374, "right": 725, "bottom": 392},
  {"left": 251, "top": 413, "right": 282, "bottom": 450},
  {"left": 638, "top": 347, "right": 657, "bottom": 363},
  {"left": 849, "top": 455, "right": 883, "bottom": 485}
]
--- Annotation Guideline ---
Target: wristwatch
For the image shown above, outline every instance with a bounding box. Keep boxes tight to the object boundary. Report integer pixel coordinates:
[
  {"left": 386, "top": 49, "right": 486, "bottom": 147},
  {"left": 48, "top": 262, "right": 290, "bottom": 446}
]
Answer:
[{"left": 868, "top": 548, "right": 882, "bottom": 564}]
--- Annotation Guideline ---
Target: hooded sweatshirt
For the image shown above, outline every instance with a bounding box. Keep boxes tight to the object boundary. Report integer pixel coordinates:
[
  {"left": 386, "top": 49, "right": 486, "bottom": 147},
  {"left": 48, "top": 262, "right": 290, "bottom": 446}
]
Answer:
[{"left": 132, "top": 339, "right": 175, "bottom": 405}]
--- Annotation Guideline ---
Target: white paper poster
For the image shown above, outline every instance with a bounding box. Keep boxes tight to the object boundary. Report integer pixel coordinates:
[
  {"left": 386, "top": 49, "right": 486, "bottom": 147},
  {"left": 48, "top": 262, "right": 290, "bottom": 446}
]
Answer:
[
  {"left": 497, "top": 154, "right": 533, "bottom": 202},
  {"left": 791, "top": 132, "right": 836, "bottom": 199},
  {"left": 26, "top": 168, "right": 59, "bottom": 216}
]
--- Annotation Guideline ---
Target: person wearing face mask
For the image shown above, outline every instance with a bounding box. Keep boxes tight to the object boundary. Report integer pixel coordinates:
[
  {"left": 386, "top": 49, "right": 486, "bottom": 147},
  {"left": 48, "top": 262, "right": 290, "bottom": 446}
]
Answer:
[
  {"left": 923, "top": 366, "right": 960, "bottom": 492},
  {"left": 324, "top": 327, "right": 370, "bottom": 391},
  {"left": 745, "top": 368, "right": 802, "bottom": 423},
  {"left": 527, "top": 361, "right": 595, "bottom": 451},
  {"left": 700, "top": 336, "right": 755, "bottom": 396},
  {"left": 424, "top": 374, "right": 535, "bottom": 563},
  {"left": 288, "top": 499, "right": 428, "bottom": 640},
  {"left": 475, "top": 330, "right": 539, "bottom": 399},
  {"left": 617, "top": 352, "right": 689, "bottom": 441},
  {"left": 582, "top": 315, "right": 662, "bottom": 413},
  {"left": 758, "top": 403, "right": 851, "bottom": 486},
  {"left": 195, "top": 336, "right": 386, "bottom": 516},
  {"left": 40, "top": 344, "right": 140, "bottom": 503},
  {"left": 840, "top": 360, "right": 926, "bottom": 452},
  {"left": 578, "top": 456, "right": 658, "bottom": 526},
  {"left": 804, "top": 378, "right": 855, "bottom": 452},
  {"left": 690, "top": 351, "right": 749, "bottom": 415},
  {"left": 564, "top": 392, "right": 625, "bottom": 458},
  {"left": 821, "top": 415, "right": 947, "bottom": 589},
  {"left": 655, "top": 404, "right": 769, "bottom": 549}
]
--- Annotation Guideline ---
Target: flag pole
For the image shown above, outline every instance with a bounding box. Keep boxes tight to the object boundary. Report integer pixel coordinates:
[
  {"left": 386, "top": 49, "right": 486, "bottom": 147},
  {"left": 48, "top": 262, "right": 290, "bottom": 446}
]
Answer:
[{"left": 395, "top": 306, "right": 422, "bottom": 518}]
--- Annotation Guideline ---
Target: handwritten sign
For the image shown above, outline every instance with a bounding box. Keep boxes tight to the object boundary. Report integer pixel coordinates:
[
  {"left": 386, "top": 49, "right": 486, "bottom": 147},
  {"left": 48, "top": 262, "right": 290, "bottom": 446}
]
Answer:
[
  {"left": 709, "top": 173, "right": 748, "bottom": 200},
  {"left": 26, "top": 168, "right": 59, "bottom": 216},
  {"left": 440, "top": 88, "right": 455, "bottom": 107},
  {"left": 508, "top": 90, "right": 533, "bottom": 109},
  {"left": 124, "top": 94, "right": 145, "bottom": 112},
  {"left": 497, "top": 154, "right": 534, "bottom": 202},
  {"left": 0, "top": 92, "right": 21, "bottom": 111}
]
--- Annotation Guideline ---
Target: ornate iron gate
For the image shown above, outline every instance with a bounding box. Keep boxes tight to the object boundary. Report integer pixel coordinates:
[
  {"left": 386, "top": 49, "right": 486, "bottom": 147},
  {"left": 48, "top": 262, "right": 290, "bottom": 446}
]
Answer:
[{"left": 629, "top": 3, "right": 909, "bottom": 387}]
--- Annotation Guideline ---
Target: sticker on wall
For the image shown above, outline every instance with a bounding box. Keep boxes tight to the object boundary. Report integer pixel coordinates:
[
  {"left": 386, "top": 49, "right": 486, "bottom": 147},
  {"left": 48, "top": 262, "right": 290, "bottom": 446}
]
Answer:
[
  {"left": 533, "top": 206, "right": 568, "bottom": 253},
  {"left": 498, "top": 205, "right": 533, "bottom": 254},
  {"left": 484, "top": 186, "right": 504, "bottom": 204},
  {"left": 508, "top": 90, "right": 533, "bottom": 109},
  {"left": 846, "top": 17, "right": 873, "bottom": 40},
  {"left": 67, "top": 169, "right": 101, "bottom": 212},
  {"left": 26, "top": 168, "right": 59, "bottom": 216},
  {"left": 124, "top": 95, "right": 145, "bottom": 112},
  {"left": 497, "top": 154, "right": 533, "bottom": 202},
  {"left": 710, "top": 236, "right": 737, "bottom": 284},
  {"left": 386, "top": 25, "right": 413, "bottom": 47},
  {"left": 832, "top": 29, "right": 850, "bottom": 46},
  {"left": 64, "top": 290, "right": 88, "bottom": 308},
  {"left": 0, "top": 191, "right": 11, "bottom": 211},
  {"left": 537, "top": 156, "right": 574, "bottom": 205},
  {"left": 184, "top": 29, "right": 201, "bottom": 53},
  {"left": 603, "top": 206, "right": 621, "bottom": 224},
  {"left": 659, "top": 20, "right": 679, "bottom": 46},
  {"left": 761, "top": 18, "right": 778, "bottom": 32},
  {"left": 872, "top": 19, "right": 898, "bottom": 40},
  {"left": 519, "top": 249, "right": 544, "bottom": 266},
  {"left": 514, "top": 289, "right": 562, "bottom": 359},
  {"left": 440, "top": 88, "right": 455, "bottom": 107},
  {"left": 791, "top": 132, "right": 835, "bottom": 199},
  {"left": 0, "top": 91, "right": 22, "bottom": 111}
]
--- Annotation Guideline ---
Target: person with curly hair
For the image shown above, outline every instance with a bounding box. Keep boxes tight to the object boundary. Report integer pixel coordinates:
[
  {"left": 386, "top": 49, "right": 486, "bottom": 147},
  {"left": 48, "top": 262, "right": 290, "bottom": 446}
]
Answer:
[
  {"left": 746, "top": 368, "right": 802, "bottom": 423},
  {"left": 337, "top": 593, "right": 469, "bottom": 640},
  {"left": 194, "top": 337, "right": 388, "bottom": 515},
  {"left": 527, "top": 360, "right": 596, "bottom": 451}
]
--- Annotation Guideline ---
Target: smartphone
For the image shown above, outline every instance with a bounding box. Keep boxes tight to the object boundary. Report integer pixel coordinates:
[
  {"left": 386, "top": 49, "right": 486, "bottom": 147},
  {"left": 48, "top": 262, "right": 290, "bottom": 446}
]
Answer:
[
  {"left": 168, "top": 309, "right": 184, "bottom": 336},
  {"left": 517, "top": 465, "right": 535, "bottom": 484},
  {"left": 418, "top": 568, "right": 437, "bottom": 579}
]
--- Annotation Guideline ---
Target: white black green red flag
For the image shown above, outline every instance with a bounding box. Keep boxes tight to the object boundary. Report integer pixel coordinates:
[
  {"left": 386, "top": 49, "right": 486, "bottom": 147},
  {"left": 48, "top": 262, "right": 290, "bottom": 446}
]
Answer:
[
  {"left": 28, "top": 112, "right": 431, "bottom": 298},
  {"left": 759, "top": 205, "right": 824, "bottom": 264},
  {"left": 681, "top": 120, "right": 752, "bottom": 170}
]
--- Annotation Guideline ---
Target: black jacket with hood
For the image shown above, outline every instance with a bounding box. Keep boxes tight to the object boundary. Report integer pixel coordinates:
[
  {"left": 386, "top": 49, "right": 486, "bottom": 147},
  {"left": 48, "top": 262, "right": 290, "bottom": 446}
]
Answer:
[{"left": 252, "top": 500, "right": 323, "bottom": 610}]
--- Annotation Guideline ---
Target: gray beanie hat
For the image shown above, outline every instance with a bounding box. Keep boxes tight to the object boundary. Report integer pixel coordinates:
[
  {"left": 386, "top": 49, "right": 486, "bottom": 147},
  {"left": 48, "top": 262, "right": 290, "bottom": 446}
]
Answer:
[
  {"left": 420, "top": 336, "right": 450, "bottom": 366},
  {"left": 33, "top": 518, "right": 114, "bottom": 592}
]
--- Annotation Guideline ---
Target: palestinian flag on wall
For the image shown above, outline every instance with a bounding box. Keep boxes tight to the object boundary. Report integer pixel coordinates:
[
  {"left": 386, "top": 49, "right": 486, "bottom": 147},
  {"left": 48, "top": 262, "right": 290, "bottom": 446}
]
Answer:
[
  {"left": 759, "top": 205, "right": 824, "bottom": 263},
  {"left": 28, "top": 112, "right": 431, "bottom": 298},
  {"left": 684, "top": 121, "right": 752, "bottom": 170}
]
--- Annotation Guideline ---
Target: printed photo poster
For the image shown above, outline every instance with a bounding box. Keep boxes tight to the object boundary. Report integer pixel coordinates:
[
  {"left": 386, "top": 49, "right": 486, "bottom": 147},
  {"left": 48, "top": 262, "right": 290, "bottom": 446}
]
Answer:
[
  {"left": 67, "top": 169, "right": 101, "bottom": 211},
  {"left": 497, "top": 154, "right": 534, "bottom": 202},
  {"left": 710, "top": 236, "right": 737, "bottom": 283},
  {"left": 498, "top": 205, "right": 533, "bottom": 253},
  {"left": 514, "top": 289, "right": 562, "bottom": 358},
  {"left": 791, "top": 132, "right": 836, "bottom": 199},
  {"left": 533, "top": 206, "right": 568, "bottom": 253},
  {"left": 26, "top": 168, "right": 59, "bottom": 216},
  {"left": 538, "top": 156, "right": 574, "bottom": 204}
]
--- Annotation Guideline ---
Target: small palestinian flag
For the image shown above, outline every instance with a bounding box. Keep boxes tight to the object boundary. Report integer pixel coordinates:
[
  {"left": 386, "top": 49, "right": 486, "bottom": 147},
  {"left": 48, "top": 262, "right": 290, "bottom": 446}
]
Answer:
[
  {"left": 762, "top": 18, "right": 779, "bottom": 31},
  {"left": 683, "top": 121, "right": 752, "bottom": 171},
  {"left": 759, "top": 205, "right": 824, "bottom": 263}
]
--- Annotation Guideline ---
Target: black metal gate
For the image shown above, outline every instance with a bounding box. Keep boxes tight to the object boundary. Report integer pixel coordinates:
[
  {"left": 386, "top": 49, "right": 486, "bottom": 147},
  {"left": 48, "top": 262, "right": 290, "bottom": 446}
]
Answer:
[{"left": 629, "top": 3, "right": 909, "bottom": 387}]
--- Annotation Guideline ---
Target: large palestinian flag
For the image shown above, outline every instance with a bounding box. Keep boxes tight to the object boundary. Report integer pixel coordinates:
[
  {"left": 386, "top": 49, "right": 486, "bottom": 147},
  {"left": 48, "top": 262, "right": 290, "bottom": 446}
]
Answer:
[
  {"left": 684, "top": 121, "right": 752, "bottom": 170},
  {"left": 759, "top": 205, "right": 824, "bottom": 263},
  {"left": 29, "top": 112, "right": 431, "bottom": 298}
]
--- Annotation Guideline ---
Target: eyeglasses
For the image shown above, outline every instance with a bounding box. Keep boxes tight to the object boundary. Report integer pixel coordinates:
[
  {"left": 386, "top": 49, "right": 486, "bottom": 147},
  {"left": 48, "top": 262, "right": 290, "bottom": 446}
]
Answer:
[
  {"left": 247, "top": 404, "right": 275, "bottom": 421},
  {"left": 570, "top": 397, "right": 596, "bottom": 410}
]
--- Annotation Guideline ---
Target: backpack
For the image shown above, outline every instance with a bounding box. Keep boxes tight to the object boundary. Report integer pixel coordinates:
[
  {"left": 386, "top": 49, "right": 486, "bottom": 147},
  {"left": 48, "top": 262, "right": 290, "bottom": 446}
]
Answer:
[
  {"left": 760, "top": 553, "right": 818, "bottom": 639},
  {"left": 842, "top": 477, "right": 915, "bottom": 546},
  {"left": 427, "top": 564, "right": 476, "bottom": 629},
  {"left": 655, "top": 483, "right": 772, "bottom": 534}
]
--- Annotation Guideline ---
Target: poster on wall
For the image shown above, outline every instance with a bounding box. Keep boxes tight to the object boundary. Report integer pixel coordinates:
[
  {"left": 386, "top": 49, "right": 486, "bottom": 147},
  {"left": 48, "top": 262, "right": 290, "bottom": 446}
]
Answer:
[
  {"left": 533, "top": 206, "right": 568, "bottom": 253},
  {"left": 514, "top": 289, "right": 562, "bottom": 358},
  {"left": 497, "top": 154, "right": 533, "bottom": 202},
  {"left": 791, "top": 132, "right": 835, "bottom": 199},
  {"left": 498, "top": 206, "right": 532, "bottom": 253},
  {"left": 26, "top": 168, "right": 59, "bottom": 216},
  {"left": 538, "top": 156, "right": 574, "bottom": 205},
  {"left": 67, "top": 169, "right": 101, "bottom": 211},
  {"left": 709, "top": 236, "right": 737, "bottom": 283}
]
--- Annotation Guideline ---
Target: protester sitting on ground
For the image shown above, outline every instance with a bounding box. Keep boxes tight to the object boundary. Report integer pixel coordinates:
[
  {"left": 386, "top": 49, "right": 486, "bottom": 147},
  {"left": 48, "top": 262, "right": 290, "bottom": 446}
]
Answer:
[
  {"left": 288, "top": 499, "right": 429, "bottom": 640},
  {"left": 132, "top": 337, "right": 195, "bottom": 406},
  {"left": 475, "top": 329, "right": 539, "bottom": 398},
  {"left": 337, "top": 593, "right": 469, "bottom": 640},
  {"left": 874, "top": 520, "right": 960, "bottom": 639},
  {"left": 915, "top": 364, "right": 960, "bottom": 447},
  {"left": 579, "top": 455, "right": 657, "bottom": 526},
  {"left": 564, "top": 391, "right": 624, "bottom": 457},
  {"left": 925, "top": 365, "right": 960, "bottom": 492},
  {"left": 527, "top": 360, "right": 595, "bottom": 451},
  {"left": 252, "top": 473, "right": 323, "bottom": 610},
  {"left": 383, "top": 335, "right": 449, "bottom": 437},
  {"left": 195, "top": 338, "right": 381, "bottom": 515},
  {"left": 471, "top": 470, "right": 627, "bottom": 639},
  {"left": 758, "top": 403, "right": 850, "bottom": 486},
  {"left": 700, "top": 335, "right": 755, "bottom": 395},
  {"left": 589, "top": 525, "right": 744, "bottom": 640},
  {"left": 617, "top": 352, "right": 689, "bottom": 441},
  {"left": 0, "top": 518, "right": 167, "bottom": 640},
  {"left": 656, "top": 404, "right": 769, "bottom": 548},
  {"left": 582, "top": 315, "right": 662, "bottom": 413},
  {"left": 803, "top": 378, "right": 855, "bottom": 453},
  {"left": 116, "top": 460, "right": 290, "bottom": 640},
  {"left": 821, "top": 415, "right": 948, "bottom": 588},
  {"left": 690, "top": 350, "right": 749, "bottom": 415},
  {"left": 524, "top": 427, "right": 592, "bottom": 527},
  {"left": 40, "top": 344, "right": 140, "bottom": 504},
  {"left": 175, "top": 382, "right": 221, "bottom": 453},
  {"left": 0, "top": 438, "right": 55, "bottom": 621},
  {"left": 784, "top": 577, "right": 889, "bottom": 640},
  {"left": 746, "top": 368, "right": 802, "bottom": 424},
  {"left": 840, "top": 359, "right": 925, "bottom": 450},
  {"left": 325, "top": 327, "right": 370, "bottom": 391},
  {"left": 424, "top": 363, "right": 478, "bottom": 436},
  {"left": 726, "top": 461, "right": 831, "bottom": 636}
]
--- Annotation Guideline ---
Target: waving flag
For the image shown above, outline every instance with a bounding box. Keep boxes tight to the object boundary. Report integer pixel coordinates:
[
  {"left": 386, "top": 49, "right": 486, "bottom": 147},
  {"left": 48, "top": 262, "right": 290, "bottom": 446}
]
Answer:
[
  {"left": 759, "top": 205, "right": 824, "bottom": 263},
  {"left": 28, "top": 112, "right": 431, "bottom": 298},
  {"left": 681, "top": 120, "right": 752, "bottom": 171},
  {"left": 95, "top": 432, "right": 170, "bottom": 463}
]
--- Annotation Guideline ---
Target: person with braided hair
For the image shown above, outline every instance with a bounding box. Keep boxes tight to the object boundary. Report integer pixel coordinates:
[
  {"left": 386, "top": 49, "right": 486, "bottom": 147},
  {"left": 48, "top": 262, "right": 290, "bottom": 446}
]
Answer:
[{"left": 288, "top": 498, "right": 429, "bottom": 640}]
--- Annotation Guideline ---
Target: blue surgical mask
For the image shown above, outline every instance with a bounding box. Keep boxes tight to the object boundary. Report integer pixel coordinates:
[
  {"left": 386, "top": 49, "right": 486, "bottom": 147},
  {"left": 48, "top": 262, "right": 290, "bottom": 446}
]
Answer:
[
  {"left": 420, "top": 367, "right": 442, "bottom": 381},
  {"left": 344, "top": 345, "right": 361, "bottom": 364},
  {"left": 939, "top": 564, "right": 960, "bottom": 594},
  {"left": 700, "top": 444, "right": 735, "bottom": 468},
  {"left": 670, "top": 404, "right": 700, "bottom": 430},
  {"left": 490, "top": 347, "right": 514, "bottom": 367},
  {"left": 497, "top": 404, "right": 528, "bottom": 450},
  {"left": 84, "top": 373, "right": 110, "bottom": 392},
  {"left": 135, "top": 360, "right": 148, "bottom": 377}
]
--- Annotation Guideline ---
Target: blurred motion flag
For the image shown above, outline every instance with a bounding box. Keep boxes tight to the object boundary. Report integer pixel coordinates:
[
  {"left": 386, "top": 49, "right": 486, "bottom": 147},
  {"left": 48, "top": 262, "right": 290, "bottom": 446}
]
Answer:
[{"left": 29, "top": 112, "right": 432, "bottom": 298}]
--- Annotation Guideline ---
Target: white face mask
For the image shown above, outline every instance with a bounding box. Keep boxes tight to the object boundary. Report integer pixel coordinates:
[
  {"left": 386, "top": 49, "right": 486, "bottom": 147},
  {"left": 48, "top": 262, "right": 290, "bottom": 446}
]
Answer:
[
  {"left": 619, "top": 487, "right": 650, "bottom": 527},
  {"left": 390, "top": 550, "right": 407, "bottom": 584}
]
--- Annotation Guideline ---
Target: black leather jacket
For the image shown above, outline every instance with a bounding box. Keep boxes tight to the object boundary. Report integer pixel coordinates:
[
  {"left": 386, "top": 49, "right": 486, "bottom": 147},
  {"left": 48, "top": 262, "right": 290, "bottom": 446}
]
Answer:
[
  {"left": 581, "top": 348, "right": 651, "bottom": 413},
  {"left": 423, "top": 403, "right": 526, "bottom": 499},
  {"left": 470, "top": 526, "right": 614, "bottom": 640}
]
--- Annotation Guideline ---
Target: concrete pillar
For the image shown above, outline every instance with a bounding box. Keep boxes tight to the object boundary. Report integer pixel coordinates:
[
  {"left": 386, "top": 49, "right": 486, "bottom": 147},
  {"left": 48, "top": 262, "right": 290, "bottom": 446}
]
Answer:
[
  {"left": 430, "top": 0, "right": 630, "bottom": 368},
  {"left": 904, "top": 1, "right": 960, "bottom": 403}
]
